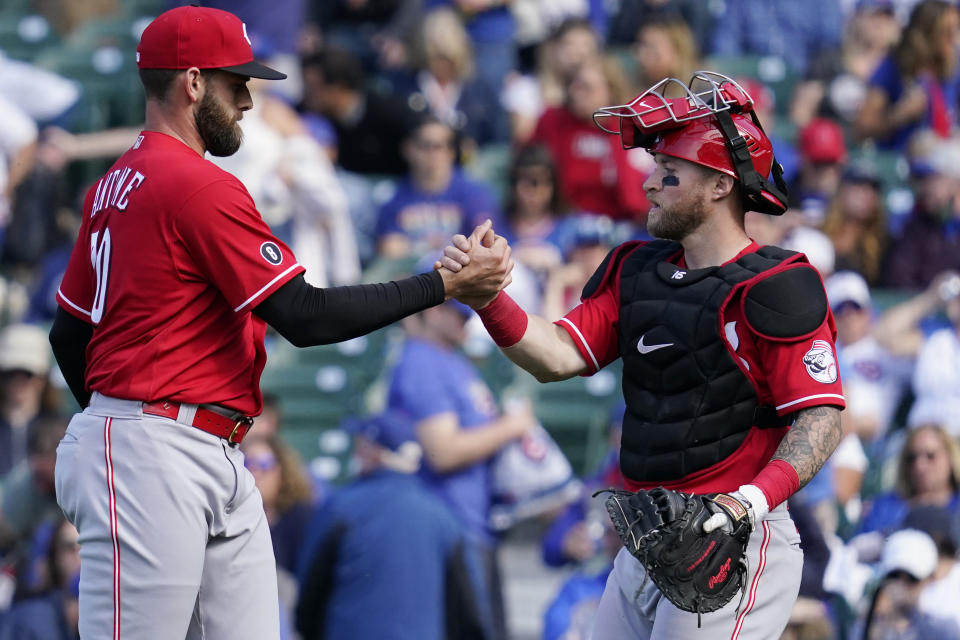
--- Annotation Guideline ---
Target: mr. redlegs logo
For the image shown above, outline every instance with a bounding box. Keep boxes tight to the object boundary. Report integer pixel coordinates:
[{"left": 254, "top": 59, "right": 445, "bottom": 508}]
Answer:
[{"left": 708, "top": 557, "right": 732, "bottom": 590}]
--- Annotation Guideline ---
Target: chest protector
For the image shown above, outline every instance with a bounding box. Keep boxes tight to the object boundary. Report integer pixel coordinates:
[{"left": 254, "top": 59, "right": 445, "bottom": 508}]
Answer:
[{"left": 616, "top": 240, "right": 801, "bottom": 482}]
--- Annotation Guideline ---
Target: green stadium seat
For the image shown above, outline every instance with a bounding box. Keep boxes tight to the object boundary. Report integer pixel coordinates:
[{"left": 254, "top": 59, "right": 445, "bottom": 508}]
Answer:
[
  {"left": 259, "top": 330, "right": 395, "bottom": 469},
  {"left": 529, "top": 362, "right": 623, "bottom": 475},
  {"left": 868, "top": 288, "right": 913, "bottom": 312},
  {"left": 0, "top": 0, "right": 32, "bottom": 18},
  {"left": 466, "top": 143, "right": 511, "bottom": 202},
  {"left": 281, "top": 425, "right": 354, "bottom": 484},
  {"left": 33, "top": 40, "right": 144, "bottom": 132},
  {"left": 847, "top": 145, "right": 913, "bottom": 219},
  {"left": 473, "top": 344, "right": 520, "bottom": 401},
  {"left": 119, "top": 0, "right": 164, "bottom": 20},
  {"left": 0, "top": 13, "right": 58, "bottom": 62},
  {"left": 847, "top": 146, "right": 909, "bottom": 191}
]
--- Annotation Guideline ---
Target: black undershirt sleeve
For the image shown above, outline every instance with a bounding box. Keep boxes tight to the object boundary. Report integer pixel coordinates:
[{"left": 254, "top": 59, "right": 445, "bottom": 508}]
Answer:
[
  {"left": 253, "top": 271, "right": 446, "bottom": 347},
  {"left": 49, "top": 307, "right": 94, "bottom": 408}
]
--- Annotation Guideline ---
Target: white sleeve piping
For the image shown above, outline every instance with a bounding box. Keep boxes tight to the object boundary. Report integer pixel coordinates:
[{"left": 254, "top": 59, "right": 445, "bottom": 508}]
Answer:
[
  {"left": 556, "top": 317, "right": 600, "bottom": 371},
  {"left": 233, "top": 264, "right": 302, "bottom": 312},
  {"left": 57, "top": 289, "right": 92, "bottom": 317},
  {"left": 776, "top": 393, "right": 846, "bottom": 411}
]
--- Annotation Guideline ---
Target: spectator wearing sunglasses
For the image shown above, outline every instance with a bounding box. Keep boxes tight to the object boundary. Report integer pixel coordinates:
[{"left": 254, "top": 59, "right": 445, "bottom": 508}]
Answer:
[
  {"left": 375, "top": 117, "right": 502, "bottom": 260},
  {"left": 856, "top": 424, "right": 960, "bottom": 536},
  {"left": 792, "top": 270, "right": 918, "bottom": 535},
  {"left": 241, "top": 435, "right": 316, "bottom": 576},
  {"left": 241, "top": 435, "right": 316, "bottom": 640}
]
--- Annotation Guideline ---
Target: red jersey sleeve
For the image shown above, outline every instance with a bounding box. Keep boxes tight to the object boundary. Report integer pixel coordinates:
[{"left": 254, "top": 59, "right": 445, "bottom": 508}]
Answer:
[
  {"left": 555, "top": 277, "right": 621, "bottom": 375},
  {"left": 56, "top": 188, "right": 97, "bottom": 322},
  {"left": 728, "top": 301, "right": 846, "bottom": 414},
  {"left": 174, "top": 178, "right": 305, "bottom": 312}
]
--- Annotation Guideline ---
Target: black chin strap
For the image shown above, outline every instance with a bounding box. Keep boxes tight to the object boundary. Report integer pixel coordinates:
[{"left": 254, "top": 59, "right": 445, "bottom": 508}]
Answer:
[{"left": 713, "top": 110, "right": 789, "bottom": 215}]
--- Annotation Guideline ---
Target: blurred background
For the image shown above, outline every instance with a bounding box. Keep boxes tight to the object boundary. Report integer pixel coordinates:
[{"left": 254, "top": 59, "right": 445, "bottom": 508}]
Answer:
[{"left": 3, "top": 0, "right": 960, "bottom": 638}]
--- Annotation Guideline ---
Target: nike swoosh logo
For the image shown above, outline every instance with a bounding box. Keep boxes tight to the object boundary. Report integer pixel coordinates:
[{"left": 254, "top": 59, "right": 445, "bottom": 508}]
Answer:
[{"left": 637, "top": 335, "right": 674, "bottom": 354}]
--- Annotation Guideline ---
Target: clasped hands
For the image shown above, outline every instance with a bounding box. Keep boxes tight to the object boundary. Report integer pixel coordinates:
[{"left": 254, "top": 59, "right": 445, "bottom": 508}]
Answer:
[{"left": 435, "top": 219, "right": 514, "bottom": 309}]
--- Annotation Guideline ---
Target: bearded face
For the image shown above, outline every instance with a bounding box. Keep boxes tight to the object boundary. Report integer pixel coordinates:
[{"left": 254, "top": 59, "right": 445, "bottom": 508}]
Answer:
[
  {"left": 194, "top": 85, "right": 243, "bottom": 157},
  {"left": 646, "top": 183, "right": 711, "bottom": 241},
  {"left": 643, "top": 155, "right": 720, "bottom": 242}
]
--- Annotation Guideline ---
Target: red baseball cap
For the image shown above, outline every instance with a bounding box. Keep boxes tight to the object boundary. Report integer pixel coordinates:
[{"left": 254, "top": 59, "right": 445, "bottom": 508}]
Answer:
[
  {"left": 798, "top": 117, "right": 847, "bottom": 164},
  {"left": 136, "top": 6, "right": 286, "bottom": 80}
]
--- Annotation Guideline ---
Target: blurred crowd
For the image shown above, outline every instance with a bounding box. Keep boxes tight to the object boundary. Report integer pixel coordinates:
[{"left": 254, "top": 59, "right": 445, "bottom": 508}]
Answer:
[{"left": 3, "top": 0, "right": 960, "bottom": 638}]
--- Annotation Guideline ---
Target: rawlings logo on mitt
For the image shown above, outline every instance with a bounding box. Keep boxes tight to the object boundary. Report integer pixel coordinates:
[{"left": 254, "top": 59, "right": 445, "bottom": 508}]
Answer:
[{"left": 600, "top": 487, "right": 752, "bottom": 623}]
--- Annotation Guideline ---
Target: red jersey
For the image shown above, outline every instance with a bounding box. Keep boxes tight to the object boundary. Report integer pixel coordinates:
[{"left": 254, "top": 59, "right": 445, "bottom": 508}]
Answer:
[
  {"left": 530, "top": 107, "right": 651, "bottom": 221},
  {"left": 57, "top": 132, "right": 305, "bottom": 415},
  {"left": 555, "top": 241, "right": 846, "bottom": 493}
]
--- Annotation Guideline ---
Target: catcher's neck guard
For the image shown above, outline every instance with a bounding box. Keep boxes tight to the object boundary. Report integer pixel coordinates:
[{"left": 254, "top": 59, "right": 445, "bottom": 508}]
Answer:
[{"left": 593, "top": 71, "right": 789, "bottom": 216}]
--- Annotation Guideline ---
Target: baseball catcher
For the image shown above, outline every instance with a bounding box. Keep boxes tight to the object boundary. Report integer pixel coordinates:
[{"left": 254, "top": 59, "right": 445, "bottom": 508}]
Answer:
[{"left": 436, "top": 70, "right": 845, "bottom": 639}]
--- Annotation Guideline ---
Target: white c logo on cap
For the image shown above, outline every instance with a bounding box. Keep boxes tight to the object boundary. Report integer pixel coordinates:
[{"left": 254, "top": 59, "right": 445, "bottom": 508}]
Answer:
[{"left": 242, "top": 23, "right": 251, "bottom": 46}]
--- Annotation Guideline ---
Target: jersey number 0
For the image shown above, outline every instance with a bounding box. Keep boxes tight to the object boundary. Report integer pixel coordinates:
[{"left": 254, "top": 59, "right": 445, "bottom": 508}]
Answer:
[{"left": 90, "top": 229, "right": 112, "bottom": 324}]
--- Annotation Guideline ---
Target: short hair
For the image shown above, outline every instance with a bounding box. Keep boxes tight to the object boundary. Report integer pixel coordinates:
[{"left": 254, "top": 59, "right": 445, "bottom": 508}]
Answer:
[
  {"left": 301, "top": 47, "right": 364, "bottom": 91},
  {"left": 139, "top": 68, "right": 221, "bottom": 101},
  {"left": 139, "top": 68, "right": 182, "bottom": 101},
  {"left": 406, "top": 114, "right": 454, "bottom": 141}
]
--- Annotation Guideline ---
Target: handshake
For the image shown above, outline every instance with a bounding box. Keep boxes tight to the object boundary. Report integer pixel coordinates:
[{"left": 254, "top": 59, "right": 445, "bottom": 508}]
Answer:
[{"left": 434, "top": 219, "right": 514, "bottom": 310}]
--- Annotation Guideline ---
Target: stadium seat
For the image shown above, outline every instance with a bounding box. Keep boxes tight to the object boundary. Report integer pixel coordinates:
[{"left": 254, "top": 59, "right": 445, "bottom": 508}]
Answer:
[
  {"left": 473, "top": 344, "right": 520, "bottom": 401},
  {"left": 0, "top": 13, "right": 58, "bottom": 62},
  {"left": 847, "top": 145, "right": 913, "bottom": 223},
  {"left": 259, "top": 329, "right": 395, "bottom": 469},
  {"left": 466, "top": 143, "right": 511, "bottom": 202},
  {"left": 0, "top": 0, "right": 32, "bottom": 18},
  {"left": 529, "top": 361, "right": 623, "bottom": 475}
]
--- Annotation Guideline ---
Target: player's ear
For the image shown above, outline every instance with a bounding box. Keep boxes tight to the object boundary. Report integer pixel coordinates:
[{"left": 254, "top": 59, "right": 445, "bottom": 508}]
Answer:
[
  {"left": 184, "top": 67, "right": 204, "bottom": 104},
  {"left": 709, "top": 172, "right": 736, "bottom": 201}
]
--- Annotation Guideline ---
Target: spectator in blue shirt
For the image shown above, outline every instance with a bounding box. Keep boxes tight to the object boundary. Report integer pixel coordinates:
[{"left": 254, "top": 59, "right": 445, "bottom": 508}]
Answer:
[
  {"left": 377, "top": 117, "right": 502, "bottom": 258},
  {"left": 295, "top": 410, "right": 489, "bottom": 640},
  {"left": 0, "top": 517, "right": 80, "bottom": 640},
  {"left": 855, "top": 0, "right": 960, "bottom": 151},
  {"left": 386, "top": 298, "right": 538, "bottom": 640},
  {"left": 857, "top": 424, "right": 960, "bottom": 536}
]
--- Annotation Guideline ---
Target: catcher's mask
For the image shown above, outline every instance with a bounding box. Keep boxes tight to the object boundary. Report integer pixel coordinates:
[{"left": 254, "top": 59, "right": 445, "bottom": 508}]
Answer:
[{"left": 593, "top": 71, "right": 789, "bottom": 216}]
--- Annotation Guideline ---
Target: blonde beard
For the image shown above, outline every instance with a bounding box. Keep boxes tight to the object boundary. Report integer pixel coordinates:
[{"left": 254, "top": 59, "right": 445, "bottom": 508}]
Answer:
[{"left": 647, "top": 193, "right": 710, "bottom": 241}]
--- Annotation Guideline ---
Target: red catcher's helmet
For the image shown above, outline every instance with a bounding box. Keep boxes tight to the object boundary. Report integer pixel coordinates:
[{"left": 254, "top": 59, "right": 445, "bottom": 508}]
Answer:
[
  {"left": 650, "top": 113, "right": 774, "bottom": 180},
  {"left": 593, "top": 71, "right": 788, "bottom": 215}
]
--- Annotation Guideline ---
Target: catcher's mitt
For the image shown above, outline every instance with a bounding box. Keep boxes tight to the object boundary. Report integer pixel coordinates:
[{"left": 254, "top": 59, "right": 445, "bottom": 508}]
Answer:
[{"left": 601, "top": 487, "right": 752, "bottom": 622}]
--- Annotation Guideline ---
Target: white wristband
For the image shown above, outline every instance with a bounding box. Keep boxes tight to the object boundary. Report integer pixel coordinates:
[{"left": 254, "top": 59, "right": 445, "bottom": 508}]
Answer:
[{"left": 737, "top": 484, "right": 770, "bottom": 525}]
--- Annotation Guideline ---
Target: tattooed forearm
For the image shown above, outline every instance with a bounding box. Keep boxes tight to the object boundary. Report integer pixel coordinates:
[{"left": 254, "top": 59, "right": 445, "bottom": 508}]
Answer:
[{"left": 772, "top": 405, "right": 842, "bottom": 488}]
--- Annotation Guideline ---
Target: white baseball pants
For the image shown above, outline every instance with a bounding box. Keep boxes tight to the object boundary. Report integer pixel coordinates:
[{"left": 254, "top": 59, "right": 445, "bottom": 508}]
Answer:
[
  {"left": 590, "top": 503, "right": 803, "bottom": 640},
  {"left": 55, "top": 393, "right": 280, "bottom": 639}
]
